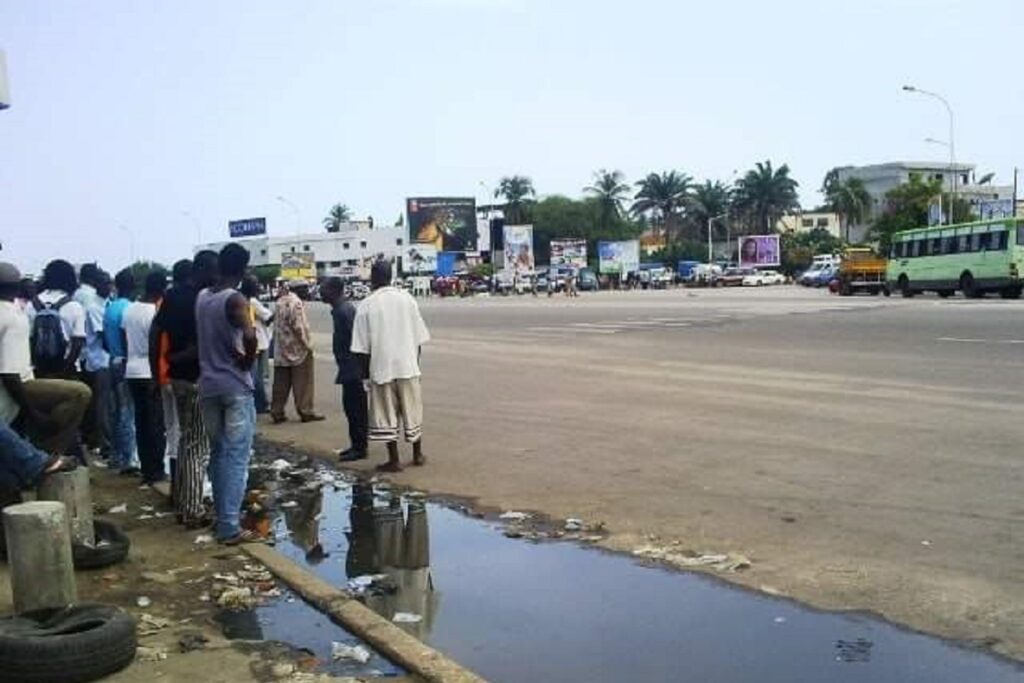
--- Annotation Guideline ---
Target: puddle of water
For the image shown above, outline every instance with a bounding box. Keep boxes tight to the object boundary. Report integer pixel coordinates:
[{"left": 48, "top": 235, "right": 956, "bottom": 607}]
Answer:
[
  {"left": 249, "top": 455, "right": 1022, "bottom": 683},
  {"left": 216, "top": 582, "right": 404, "bottom": 677}
]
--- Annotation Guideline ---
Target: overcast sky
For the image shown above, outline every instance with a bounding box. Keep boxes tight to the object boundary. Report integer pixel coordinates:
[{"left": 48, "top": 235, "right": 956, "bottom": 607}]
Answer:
[{"left": 1, "top": 0, "right": 1021, "bottom": 274}]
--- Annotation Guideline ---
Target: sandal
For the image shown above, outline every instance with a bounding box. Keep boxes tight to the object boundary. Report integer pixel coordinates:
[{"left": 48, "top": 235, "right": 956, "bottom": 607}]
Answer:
[
  {"left": 40, "top": 455, "right": 78, "bottom": 480},
  {"left": 219, "top": 529, "right": 267, "bottom": 546}
]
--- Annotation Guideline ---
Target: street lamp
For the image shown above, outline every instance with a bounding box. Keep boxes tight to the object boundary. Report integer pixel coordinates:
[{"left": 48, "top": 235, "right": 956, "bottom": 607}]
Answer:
[
  {"left": 707, "top": 213, "right": 728, "bottom": 263},
  {"left": 181, "top": 210, "right": 202, "bottom": 245},
  {"left": 479, "top": 180, "right": 498, "bottom": 292},
  {"left": 903, "top": 85, "right": 956, "bottom": 224},
  {"left": 924, "top": 138, "right": 951, "bottom": 225},
  {"left": 275, "top": 195, "right": 301, "bottom": 237}
]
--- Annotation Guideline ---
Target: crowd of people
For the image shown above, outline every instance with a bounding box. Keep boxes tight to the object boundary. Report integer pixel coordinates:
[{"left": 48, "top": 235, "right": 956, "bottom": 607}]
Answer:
[{"left": 0, "top": 243, "right": 431, "bottom": 544}]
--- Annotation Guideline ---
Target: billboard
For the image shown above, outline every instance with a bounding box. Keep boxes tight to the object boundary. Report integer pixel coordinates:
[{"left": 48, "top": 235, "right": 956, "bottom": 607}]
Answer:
[
  {"left": 403, "top": 244, "right": 438, "bottom": 275},
  {"left": 550, "top": 239, "right": 587, "bottom": 268},
  {"left": 977, "top": 199, "right": 1014, "bottom": 220},
  {"left": 281, "top": 252, "right": 316, "bottom": 280},
  {"left": 407, "top": 197, "right": 477, "bottom": 252},
  {"left": 737, "top": 234, "right": 781, "bottom": 268},
  {"left": 229, "top": 217, "right": 266, "bottom": 238},
  {"left": 598, "top": 240, "right": 640, "bottom": 275},
  {"left": 503, "top": 225, "right": 534, "bottom": 275}
]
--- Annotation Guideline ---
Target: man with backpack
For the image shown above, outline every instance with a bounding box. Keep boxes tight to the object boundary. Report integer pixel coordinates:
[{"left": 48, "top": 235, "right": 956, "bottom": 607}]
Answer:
[
  {"left": 0, "top": 262, "right": 91, "bottom": 456},
  {"left": 28, "top": 259, "right": 87, "bottom": 379}
]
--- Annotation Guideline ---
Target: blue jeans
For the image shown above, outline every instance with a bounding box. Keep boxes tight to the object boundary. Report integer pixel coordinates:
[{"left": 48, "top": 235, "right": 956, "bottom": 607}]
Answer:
[
  {"left": 0, "top": 421, "right": 49, "bottom": 490},
  {"left": 108, "top": 358, "right": 137, "bottom": 470},
  {"left": 201, "top": 393, "right": 255, "bottom": 540},
  {"left": 251, "top": 351, "right": 269, "bottom": 414}
]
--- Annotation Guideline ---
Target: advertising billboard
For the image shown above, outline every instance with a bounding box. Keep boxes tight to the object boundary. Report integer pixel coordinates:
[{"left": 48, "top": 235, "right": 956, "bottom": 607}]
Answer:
[
  {"left": 737, "top": 234, "right": 781, "bottom": 268},
  {"left": 281, "top": 252, "right": 316, "bottom": 280},
  {"left": 977, "top": 199, "right": 1014, "bottom": 220},
  {"left": 503, "top": 225, "right": 534, "bottom": 274},
  {"left": 407, "top": 197, "right": 477, "bottom": 252},
  {"left": 598, "top": 240, "right": 640, "bottom": 275},
  {"left": 228, "top": 217, "right": 266, "bottom": 238},
  {"left": 403, "top": 244, "right": 438, "bottom": 274},
  {"left": 550, "top": 239, "right": 587, "bottom": 268}
]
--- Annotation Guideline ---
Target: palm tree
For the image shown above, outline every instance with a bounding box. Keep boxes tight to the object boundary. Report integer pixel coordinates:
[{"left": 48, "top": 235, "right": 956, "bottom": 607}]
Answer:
[
  {"left": 495, "top": 175, "right": 535, "bottom": 224},
  {"left": 733, "top": 161, "right": 800, "bottom": 232},
  {"left": 584, "top": 169, "right": 631, "bottom": 232},
  {"left": 631, "top": 171, "right": 693, "bottom": 244},
  {"left": 689, "top": 180, "right": 733, "bottom": 240},
  {"left": 825, "top": 177, "right": 871, "bottom": 242},
  {"left": 323, "top": 203, "right": 351, "bottom": 232}
]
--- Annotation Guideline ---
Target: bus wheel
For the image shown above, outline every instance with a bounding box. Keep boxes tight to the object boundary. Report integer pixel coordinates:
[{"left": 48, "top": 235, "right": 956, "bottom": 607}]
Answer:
[
  {"left": 938, "top": 290, "right": 953, "bottom": 298},
  {"left": 1000, "top": 286, "right": 1022, "bottom": 299},
  {"left": 960, "top": 272, "right": 981, "bottom": 299},
  {"left": 898, "top": 275, "right": 914, "bottom": 298}
]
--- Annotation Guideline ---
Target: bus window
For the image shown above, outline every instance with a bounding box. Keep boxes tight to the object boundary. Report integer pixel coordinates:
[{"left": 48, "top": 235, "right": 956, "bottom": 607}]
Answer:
[
  {"left": 957, "top": 235, "right": 969, "bottom": 253},
  {"left": 978, "top": 232, "right": 992, "bottom": 251},
  {"left": 943, "top": 236, "right": 958, "bottom": 254},
  {"left": 970, "top": 233, "right": 982, "bottom": 252},
  {"left": 1018, "top": 225, "right": 1024, "bottom": 247},
  {"left": 930, "top": 237, "right": 942, "bottom": 255},
  {"left": 910, "top": 240, "right": 920, "bottom": 257},
  {"left": 991, "top": 231, "right": 1007, "bottom": 251}
]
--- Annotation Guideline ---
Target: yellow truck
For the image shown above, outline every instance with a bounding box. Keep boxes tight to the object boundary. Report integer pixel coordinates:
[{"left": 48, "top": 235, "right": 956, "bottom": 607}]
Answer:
[{"left": 837, "top": 248, "right": 889, "bottom": 296}]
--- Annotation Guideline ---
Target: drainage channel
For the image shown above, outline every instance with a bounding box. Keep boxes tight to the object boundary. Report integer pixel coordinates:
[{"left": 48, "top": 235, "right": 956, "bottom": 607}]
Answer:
[{"left": 247, "top": 443, "right": 1022, "bottom": 683}]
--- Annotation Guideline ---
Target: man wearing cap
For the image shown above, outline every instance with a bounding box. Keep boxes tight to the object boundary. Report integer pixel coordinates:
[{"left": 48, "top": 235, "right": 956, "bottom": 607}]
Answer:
[
  {"left": 270, "top": 280, "right": 324, "bottom": 424},
  {"left": 0, "top": 262, "right": 91, "bottom": 455},
  {"left": 351, "top": 260, "right": 430, "bottom": 472}
]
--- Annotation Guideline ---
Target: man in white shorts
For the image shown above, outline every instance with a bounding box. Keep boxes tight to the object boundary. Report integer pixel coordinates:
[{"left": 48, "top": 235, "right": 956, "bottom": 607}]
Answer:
[{"left": 351, "top": 260, "right": 430, "bottom": 472}]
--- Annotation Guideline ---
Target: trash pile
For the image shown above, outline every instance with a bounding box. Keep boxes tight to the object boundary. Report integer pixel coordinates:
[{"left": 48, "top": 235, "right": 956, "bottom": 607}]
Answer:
[
  {"left": 632, "top": 540, "right": 752, "bottom": 573},
  {"left": 211, "top": 564, "right": 281, "bottom": 609},
  {"left": 499, "top": 510, "right": 607, "bottom": 543}
]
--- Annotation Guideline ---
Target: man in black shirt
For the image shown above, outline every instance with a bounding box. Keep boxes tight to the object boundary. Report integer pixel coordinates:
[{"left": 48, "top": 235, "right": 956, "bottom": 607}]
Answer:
[
  {"left": 320, "top": 277, "right": 367, "bottom": 462},
  {"left": 150, "top": 252, "right": 218, "bottom": 527}
]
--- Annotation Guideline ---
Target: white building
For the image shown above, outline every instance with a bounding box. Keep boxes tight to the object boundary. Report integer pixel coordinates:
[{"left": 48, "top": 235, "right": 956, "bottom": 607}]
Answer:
[
  {"left": 835, "top": 161, "right": 1014, "bottom": 241},
  {"left": 195, "top": 221, "right": 408, "bottom": 277},
  {"left": 776, "top": 211, "right": 841, "bottom": 239}
]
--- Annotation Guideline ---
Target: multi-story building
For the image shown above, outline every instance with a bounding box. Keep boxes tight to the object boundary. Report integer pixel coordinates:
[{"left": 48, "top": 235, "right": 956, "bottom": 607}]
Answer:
[
  {"left": 195, "top": 221, "right": 407, "bottom": 277},
  {"left": 776, "top": 211, "right": 841, "bottom": 239},
  {"left": 835, "top": 161, "right": 1014, "bottom": 242}
]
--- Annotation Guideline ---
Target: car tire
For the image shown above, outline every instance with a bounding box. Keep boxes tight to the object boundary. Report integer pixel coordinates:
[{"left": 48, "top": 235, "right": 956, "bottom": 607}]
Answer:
[
  {"left": 71, "top": 519, "right": 130, "bottom": 570},
  {"left": 0, "top": 604, "right": 137, "bottom": 683}
]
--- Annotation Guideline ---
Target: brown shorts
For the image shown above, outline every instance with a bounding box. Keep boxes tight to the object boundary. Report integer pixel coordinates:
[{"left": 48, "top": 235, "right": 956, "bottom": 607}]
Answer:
[{"left": 368, "top": 378, "right": 423, "bottom": 443}]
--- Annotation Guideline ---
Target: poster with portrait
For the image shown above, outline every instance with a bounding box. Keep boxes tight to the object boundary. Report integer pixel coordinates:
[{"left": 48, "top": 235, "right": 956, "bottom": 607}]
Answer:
[
  {"left": 407, "top": 197, "right": 477, "bottom": 252},
  {"left": 598, "top": 240, "right": 640, "bottom": 275},
  {"left": 737, "top": 234, "right": 781, "bottom": 268},
  {"left": 503, "top": 225, "right": 535, "bottom": 275},
  {"left": 403, "top": 244, "right": 438, "bottom": 274},
  {"left": 550, "top": 239, "right": 588, "bottom": 268}
]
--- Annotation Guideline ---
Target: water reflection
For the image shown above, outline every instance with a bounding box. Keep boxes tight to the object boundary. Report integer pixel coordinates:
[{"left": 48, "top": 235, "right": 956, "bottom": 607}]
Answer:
[{"left": 283, "top": 486, "right": 326, "bottom": 564}]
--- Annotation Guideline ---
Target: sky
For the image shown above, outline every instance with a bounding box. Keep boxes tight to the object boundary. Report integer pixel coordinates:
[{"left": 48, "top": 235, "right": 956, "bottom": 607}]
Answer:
[{"left": 1, "top": 0, "right": 1021, "bottom": 274}]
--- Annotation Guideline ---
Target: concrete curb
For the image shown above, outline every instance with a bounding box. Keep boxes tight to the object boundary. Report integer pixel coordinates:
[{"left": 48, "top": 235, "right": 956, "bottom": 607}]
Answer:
[{"left": 243, "top": 543, "right": 488, "bottom": 683}]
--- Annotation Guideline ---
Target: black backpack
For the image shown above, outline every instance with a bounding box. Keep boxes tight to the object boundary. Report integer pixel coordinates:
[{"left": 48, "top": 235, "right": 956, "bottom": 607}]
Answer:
[{"left": 31, "top": 295, "right": 71, "bottom": 374}]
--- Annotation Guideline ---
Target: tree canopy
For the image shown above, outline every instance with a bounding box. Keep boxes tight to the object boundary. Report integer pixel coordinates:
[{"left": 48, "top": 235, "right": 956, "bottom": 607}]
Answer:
[
  {"left": 733, "top": 161, "right": 800, "bottom": 233},
  {"left": 323, "top": 203, "right": 352, "bottom": 232},
  {"left": 869, "top": 176, "right": 973, "bottom": 250},
  {"left": 495, "top": 175, "right": 536, "bottom": 224}
]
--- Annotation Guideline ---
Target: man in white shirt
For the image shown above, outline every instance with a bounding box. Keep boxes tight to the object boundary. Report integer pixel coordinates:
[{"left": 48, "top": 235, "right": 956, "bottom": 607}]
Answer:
[
  {"left": 351, "top": 260, "right": 430, "bottom": 472},
  {"left": 0, "top": 262, "right": 91, "bottom": 456},
  {"left": 122, "top": 271, "right": 167, "bottom": 485},
  {"left": 75, "top": 265, "right": 113, "bottom": 458},
  {"left": 28, "top": 259, "right": 87, "bottom": 378}
]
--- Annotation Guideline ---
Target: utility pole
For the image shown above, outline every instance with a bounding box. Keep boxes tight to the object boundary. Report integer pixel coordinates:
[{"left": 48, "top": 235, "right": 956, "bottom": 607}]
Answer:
[{"left": 904, "top": 85, "right": 956, "bottom": 224}]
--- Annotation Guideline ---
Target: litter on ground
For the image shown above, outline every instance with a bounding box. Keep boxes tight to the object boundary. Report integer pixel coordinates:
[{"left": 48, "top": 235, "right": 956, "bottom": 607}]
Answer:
[
  {"left": 108, "top": 503, "right": 127, "bottom": 514},
  {"left": 393, "top": 612, "right": 422, "bottom": 624},
  {"left": 331, "top": 642, "right": 372, "bottom": 663}
]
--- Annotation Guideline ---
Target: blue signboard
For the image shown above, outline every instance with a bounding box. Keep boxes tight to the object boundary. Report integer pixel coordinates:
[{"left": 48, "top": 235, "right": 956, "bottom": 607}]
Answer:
[
  {"left": 229, "top": 217, "right": 266, "bottom": 238},
  {"left": 436, "top": 251, "right": 457, "bottom": 277}
]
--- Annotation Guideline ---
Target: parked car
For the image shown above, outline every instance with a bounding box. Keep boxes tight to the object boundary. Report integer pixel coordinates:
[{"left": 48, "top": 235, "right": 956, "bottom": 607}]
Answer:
[
  {"left": 577, "top": 268, "right": 599, "bottom": 291},
  {"left": 798, "top": 264, "right": 827, "bottom": 286},
  {"left": 344, "top": 282, "right": 371, "bottom": 300},
  {"left": 742, "top": 269, "right": 786, "bottom": 286},
  {"left": 812, "top": 264, "right": 839, "bottom": 288},
  {"left": 718, "top": 267, "right": 752, "bottom": 287}
]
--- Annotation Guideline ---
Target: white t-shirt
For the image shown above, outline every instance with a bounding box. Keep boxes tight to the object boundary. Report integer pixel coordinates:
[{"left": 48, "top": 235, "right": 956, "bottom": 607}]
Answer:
[
  {"left": 351, "top": 286, "right": 430, "bottom": 385},
  {"left": 29, "top": 289, "right": 87, "bottom": 342},
  {"left": 121, "top": 301, "right": 157, "bottom": 379},
  {"left": 0, "top": 301, "right": 34, "bottom": 424},
  {"left": 251, "top": 299, "right": 273, "bottom": 352}
]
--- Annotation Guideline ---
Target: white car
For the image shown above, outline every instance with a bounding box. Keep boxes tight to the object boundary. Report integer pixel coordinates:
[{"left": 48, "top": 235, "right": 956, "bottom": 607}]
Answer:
[{"left": 742, "top": 270, "right": 786, "bottom": 286}]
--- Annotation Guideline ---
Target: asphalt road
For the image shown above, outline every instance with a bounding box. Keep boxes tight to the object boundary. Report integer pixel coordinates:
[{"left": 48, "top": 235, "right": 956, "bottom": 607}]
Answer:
[{"left": 274, "top": 286, "right": 1024, "bottom": 659}]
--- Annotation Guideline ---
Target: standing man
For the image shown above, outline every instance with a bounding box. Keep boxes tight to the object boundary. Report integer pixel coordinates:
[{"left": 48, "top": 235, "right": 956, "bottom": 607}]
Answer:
[
  {"left": 151, "top": 252, "right": 216, "bottom": 528},
  {"left": 320, "top": 277, "right": 367, "bottom": 462},
  {"left": 239, "top": 275, "right": 273, "bottom": 415},
  {"left": 75, "top": 266, "right": 113, "bottom": 459},
  {"left": 351, "top": 261, "right": 430, "bottom": 472},
  {"left": 104, "top": 269, "right": 137, "bottom": 474},
  {"left": 122, "top": 271, "right": 166, "bottom": 485},
  {"left": 29, "top": 259, "right": 87, "bottom": 380},
  {"left": 270, "top": 281, "right": 324, "bottom": 424},
  {"left": 196, "top": 244, "right": 258, "bottom": 545}
]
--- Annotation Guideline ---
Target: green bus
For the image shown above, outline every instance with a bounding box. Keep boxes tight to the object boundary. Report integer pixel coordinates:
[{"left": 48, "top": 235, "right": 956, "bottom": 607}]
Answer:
[{"left": 886, "top": 217, "right": 1024, "bottom": 299}]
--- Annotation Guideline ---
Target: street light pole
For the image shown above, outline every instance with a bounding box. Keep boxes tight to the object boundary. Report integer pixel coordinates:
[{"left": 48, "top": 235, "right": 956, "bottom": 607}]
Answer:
[
  {"left": 903, "top": 85, "right": 956, "bottom": 224},
  {"left": 924, "top": 138, "right": 951, "bottom": 225},
  {"left": 276, "top": 195, "right": 301, "bottom": 238},
  {"left": 479, "top": 180, "right": 497, "bottom": 293},
  {"left": 707, "top": 213, "right": 729, "bottom": 263}
]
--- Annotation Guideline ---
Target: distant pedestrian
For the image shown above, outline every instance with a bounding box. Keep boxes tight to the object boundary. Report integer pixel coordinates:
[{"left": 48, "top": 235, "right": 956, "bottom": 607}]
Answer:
[
  {"left": 351, "top": 260, "right": 430, "bottom": 472},
  {"left": 196, "top": 243, "right": 259, "bottom": 544},
  {"left": 104, "top": 268, "right": 138, "bottom": 474},
  {"left": 270, "top": 281, "right": 324, "bottom": 424},
  {"left": 240, "top": 275, "right": 273, "bottom": 415},
  {"left": 122, "top": 271, "right": 166, "bottom": 485},
  {"left": 75, "top": 267, "right": 113, "bottom": 459},
  {"left": 29, "top": 259, "right": 87, "bottom": 380},
  {"left": 152, "top": 252, "right": 216, "bottom": 527},
  {"left": 153, "top": 261, "right": 189, "bottom": 492},
  {"left": 320, "top": 276, "right": 368, "bottom": 462}
]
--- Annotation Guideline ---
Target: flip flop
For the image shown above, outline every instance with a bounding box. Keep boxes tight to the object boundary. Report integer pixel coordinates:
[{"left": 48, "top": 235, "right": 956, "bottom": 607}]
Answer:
[
  {"left": 40, "top": 455, "right": 78, "bottom": 479},
  {"left": 219, "top": 529, "right": 268, "bottom": 546}
]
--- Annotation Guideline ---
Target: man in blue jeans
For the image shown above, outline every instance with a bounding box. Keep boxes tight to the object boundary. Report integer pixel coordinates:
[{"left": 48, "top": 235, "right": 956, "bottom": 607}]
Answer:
[
  {"left": 0, "top": 421, "right": 77, "bottom": 492},
  {"left": 196, "top": 243, "right": 258, "bottom": 545}
]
